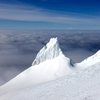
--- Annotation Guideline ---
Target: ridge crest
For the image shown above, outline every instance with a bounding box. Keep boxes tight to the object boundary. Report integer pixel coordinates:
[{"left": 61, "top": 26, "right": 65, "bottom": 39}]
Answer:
[{"left": 32, "top": 37, "right": 63, "bottom": 65}]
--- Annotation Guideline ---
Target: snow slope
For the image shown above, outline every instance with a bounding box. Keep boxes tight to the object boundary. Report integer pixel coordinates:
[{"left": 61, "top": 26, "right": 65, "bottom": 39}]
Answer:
[
  {"left": 0, "top": 38, "right": 74, "bottom": 95},
  {"left": 0, "top": 37, "right": 100, "bottom": 100},
  {"left": 0, "top": 62, "right": 100, "bottom": 100}
]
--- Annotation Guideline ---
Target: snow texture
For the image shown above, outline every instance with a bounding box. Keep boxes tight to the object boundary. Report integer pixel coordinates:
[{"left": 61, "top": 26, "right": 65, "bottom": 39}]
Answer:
[
  {"left": 0, "top": 37, "right": 100, "bottom": 100},
  {"left": 32, "top": 37, "right": 63, "bottom": 65}
]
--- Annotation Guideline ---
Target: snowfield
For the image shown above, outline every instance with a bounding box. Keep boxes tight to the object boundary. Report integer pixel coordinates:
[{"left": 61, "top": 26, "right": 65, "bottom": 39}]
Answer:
[{"left": 0, "top": 38, "right": 100, "bottom": 100}]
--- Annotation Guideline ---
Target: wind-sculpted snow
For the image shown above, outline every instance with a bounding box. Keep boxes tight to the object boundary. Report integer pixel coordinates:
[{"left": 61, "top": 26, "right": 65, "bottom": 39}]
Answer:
[
  {"left": 32, "top": 38, "right": 63, "bottom": 65},
  {"left": 0, "top": 37, "right": 100, "bottom": 100}
]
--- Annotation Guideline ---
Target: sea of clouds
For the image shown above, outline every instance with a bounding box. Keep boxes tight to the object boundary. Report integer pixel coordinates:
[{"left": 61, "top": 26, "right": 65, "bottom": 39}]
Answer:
[{"left": 0, "top": 30, "right": 100, "bottom": 85}]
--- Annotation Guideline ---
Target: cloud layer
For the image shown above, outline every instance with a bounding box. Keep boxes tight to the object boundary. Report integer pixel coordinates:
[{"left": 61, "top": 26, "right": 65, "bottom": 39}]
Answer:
[{"left": 0, "top": 30, "right": 100, "bottom": 85}]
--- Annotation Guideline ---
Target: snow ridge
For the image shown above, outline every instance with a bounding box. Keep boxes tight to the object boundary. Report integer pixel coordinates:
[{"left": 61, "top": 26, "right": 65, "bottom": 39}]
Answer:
[
  {"left": 32, "top": 37, "right": 63, "bottom": 65},
  {"left": 76, "top": 50, "right": 100, "bottom": 68}
]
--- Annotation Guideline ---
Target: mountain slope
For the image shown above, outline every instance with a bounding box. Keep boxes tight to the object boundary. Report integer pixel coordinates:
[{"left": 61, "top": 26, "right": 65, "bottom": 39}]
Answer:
[
  {"left": 1, "top": 62, "right": 100, "bottom": 100},
  {"left": 0, "top": 37, "right": 100, "bottom": 100},
  {"left": 0, "top": 38, "right": 74, "bottom": 95}
]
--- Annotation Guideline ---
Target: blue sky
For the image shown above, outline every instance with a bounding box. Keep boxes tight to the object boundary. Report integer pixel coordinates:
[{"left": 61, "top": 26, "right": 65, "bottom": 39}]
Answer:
[{"left": 0, "top": 0, "right": 100, "bottom": 29}]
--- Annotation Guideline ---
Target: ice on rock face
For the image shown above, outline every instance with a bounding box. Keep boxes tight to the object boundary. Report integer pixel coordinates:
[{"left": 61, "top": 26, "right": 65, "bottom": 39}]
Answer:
[{"left": 32, "top": 37, "right": 63, "bottom": 65}]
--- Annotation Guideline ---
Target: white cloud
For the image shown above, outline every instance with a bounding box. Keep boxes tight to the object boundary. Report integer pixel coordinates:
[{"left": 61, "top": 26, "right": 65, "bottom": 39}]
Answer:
[{"left": 0, "top": 4, "right": 100, "bottom": 26}]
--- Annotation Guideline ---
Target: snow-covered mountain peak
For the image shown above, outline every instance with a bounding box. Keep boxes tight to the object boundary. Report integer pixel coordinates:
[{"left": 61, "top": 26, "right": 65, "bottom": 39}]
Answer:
[
  {"left": 46, "top": 37, "right": 58, "bottom": 48},
  {"left": 0, "top": 37, "right": 74, "bottom": 94},
  {"left": 1, "top": 36, "right": 100, "bottom": 100},
  {"left": 32, "top": 37, "right": 63, "bottom": 65}
]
